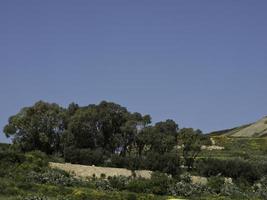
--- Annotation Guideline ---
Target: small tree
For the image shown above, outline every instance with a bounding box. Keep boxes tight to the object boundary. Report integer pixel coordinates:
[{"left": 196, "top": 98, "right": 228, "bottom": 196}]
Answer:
[{"left": 178, "top": 128, "right": 207, "bottom": 170}]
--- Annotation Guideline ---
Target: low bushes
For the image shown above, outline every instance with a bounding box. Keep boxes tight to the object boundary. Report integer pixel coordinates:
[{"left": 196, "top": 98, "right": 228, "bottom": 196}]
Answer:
[
  {"left": 64, "top": 147, "right": 105, "bottom": 166},
  {"left": 196, "top": 158, "right": 261, "bottom": 184},
  {"left": 28, "top": 169, "right": 83, "bottom": 186},
  {"left": 93, "top": 172, "right": 172, "bottom": 195},
  {"left": 0, "top": 147, "right": 265, "bottom": 200},
  {"left": 19, "top": 196, "right": 48, "bottom": 200},
  {"left": 65, "top": 146, "right": 181, "bottom": 177},
  {"left": 253, "top": 176, "right": 267, "bottom": 199},
  {"left": 207, "top": 176, "right": 225, "bottom": 194},
  {"left": 144, "top": 152, "right": 181, "bottom": 176},
  {"left": 169, "top": 181, "right": 208, "bottom": 197},
  {"left": 108, "top": 152, "right": 181, "bottom": 177}
]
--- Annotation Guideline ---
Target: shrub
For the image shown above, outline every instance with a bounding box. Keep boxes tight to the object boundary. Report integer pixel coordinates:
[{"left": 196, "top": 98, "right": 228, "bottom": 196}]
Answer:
[
  {"left": 126, "top": 193, "right": 137, "bottom": 200},
  {"left": 0, "top": 178, "right": 21, "bottom": 195},
  {"left": 28, "top": 168, "right": 82, "bottom": 186},
  {"left": 207, "top": 176, "right": 225, "bottom": 194},
  {"left": 196, "top": 158, "right": 260, "bottom": 184},
  {"left": 148, "top": 172, "right": 173, "bottom": 195},
  {"left": 109, "top": 155, "right": 145, "bottom": 170},
  {"left": 94, "top": 178, "right": 113, "bottom": 191},
  {"left": 145, "top": 152, "right": 181, "bottom": 176},
  {"left": 169, "top": 180, "right": 208, "bottom": 197},
  {"left": 221, "top": 183, "right": 248, "bottom": 199},
  {"left": 0, "top": 149, "right": 25, "bottom": 177},
  {"left": 64, "top": 147, "right": 104, "bottom": 166},
  {"left": 21, "top": 151, "right": 49, "bottom": 172},
  {"left": 108, "top": 175, "right": 129, "bottom": 190},
  {"left": 109, "top": 154, "right": 127, "bottom": 168},
  {"left": 126, "top": 178, "right": 150, "bottom": 193},
  {"left": 180, "top": 172, "right": 192, "bottom": 183},
  {"left": 253, "top": 176, "right": 267, "bottom": 199},
  {"left": 19, "top": 195, "right": 49, "bottom": 200},
  {"left": 0, "top": 149, "right": 25, "bottom": 164}
]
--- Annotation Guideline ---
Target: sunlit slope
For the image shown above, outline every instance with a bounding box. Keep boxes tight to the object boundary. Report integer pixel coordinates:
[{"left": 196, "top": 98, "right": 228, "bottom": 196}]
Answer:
[{"left": 210, "top": 116, "right": 267, "bottom": 137}]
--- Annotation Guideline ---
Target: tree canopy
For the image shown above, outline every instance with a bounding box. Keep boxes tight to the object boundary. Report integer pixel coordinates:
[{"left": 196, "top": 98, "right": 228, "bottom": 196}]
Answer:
[{"left": 3, "top": 100, "right": 210, "bottom": 175}]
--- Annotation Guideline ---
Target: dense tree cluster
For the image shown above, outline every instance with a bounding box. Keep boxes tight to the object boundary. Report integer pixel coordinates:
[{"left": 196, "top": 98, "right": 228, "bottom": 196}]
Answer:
[{"left": 4, "top": 100, "right": 209, "bottom": 175}]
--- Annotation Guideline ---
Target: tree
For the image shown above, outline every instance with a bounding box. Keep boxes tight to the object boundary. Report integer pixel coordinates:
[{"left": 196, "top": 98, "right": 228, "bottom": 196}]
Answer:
[
  {"left": 65, "top": 101, "right": 149, "bottom": 156},
  {"left": 178, "top": 128, "right": 207, "bottom": 170},
  {"left": 4, "top": 101, "right": 66, "bottom": 154},
  {"left": 66, "top": 106, "right": 104, "bottom": 149},
  {"left": 154, "top": 119, "right": 178, "bottom": 136},
  {"left": 147, "top": 120, "right": 179, "bottom": 154}
]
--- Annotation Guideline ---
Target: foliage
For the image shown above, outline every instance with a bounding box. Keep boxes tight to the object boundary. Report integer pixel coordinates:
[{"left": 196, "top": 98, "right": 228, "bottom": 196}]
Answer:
[
  {"left": 145, "top": 151, "right": 181, "bottom": 176},
  {"left": 3, "top": 100, "right": 267, "bottom": 200},
  {"left": 94, "top": 178, "right": 113, "bottom": 191},
  {"left": 3, "top": 101, "right": 187, "bottom": 176},
  {"left": 253, "top": 176, "right": 267, "bottom": 199},
  {"left": 19, "top": 196, "right": 48, "bottom": 200},
  {"left": 28, "top": 169, "right": 82, "bottom": 186},
  {"left": 196, "top": 158, "right": 261, "bottom": 184},
  {"left": 169, "top": 180, "right": 208, "bottom": 197},
  {"left": 107, "top": 175, "right": 129, "bottom": 190},
  {"left": 178, "top": 128, "right": 208, "bottom": 170},
  {"left": 220, "top": 183, "right": 248, "bottom": 199},
  {"left": 207, "top": 176, "right": 225, "bottom": 194},
  {"left": 4, "top": 101, "right": 66, "bottom": 154},
  {"left": 64, "top": 147, "right": 105, "bottom": 166}
]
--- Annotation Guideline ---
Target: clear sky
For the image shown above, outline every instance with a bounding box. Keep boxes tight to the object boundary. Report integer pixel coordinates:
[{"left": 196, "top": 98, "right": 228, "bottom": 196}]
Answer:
[{"left": 1, "top": 0, "right": 267, "bottom": 143}]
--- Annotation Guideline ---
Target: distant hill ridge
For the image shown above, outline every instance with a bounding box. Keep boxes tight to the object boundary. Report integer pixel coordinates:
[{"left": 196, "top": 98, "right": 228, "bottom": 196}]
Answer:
[{"left": 210, "top": 116, "right": 267, "bottom": 137}]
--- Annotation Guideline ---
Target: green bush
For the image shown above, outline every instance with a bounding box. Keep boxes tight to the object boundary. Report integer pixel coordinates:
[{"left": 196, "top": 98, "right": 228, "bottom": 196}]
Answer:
[
  {"left": 145, "top": 152, "right": 181, "bottom": 176},
  {"left": 20, "top": 151, "right": 49, "bottom": 172},
  {"left": 0, "top": 149, "right": 25, "bottom": 164},
  {"left": 0, "top": 178, "right": 21, "bottom": 195},
  {"left": 180, "top": 172, "right": 192, "bottom": 183},
  {"left": 196, "top": 158, "right": 260, "bottom": 184},
  {"left": 126, "top": 193, "right": 137, "bottom": 200},
  {"left": 19, "top": 195, "right": 49, "bottom": 200},
  {"left": 0, "top": 149, "right": 25, "bottom": 177},
  {"left": 28, "top": 168, "right": 82, "bottom": 186},
  {"left": 253, "top": 176, "right": 267, "bottom": 199},
  {"left": 94, "top": 178, "right": 113, "bottom": 191},
  {"left": 64, "top": 147, "right": 104, "bottom": 166},
  {"left": 108, "top": 176, "right": 129, "bottom": 190},
  {"left": 168, "top": 180, "right": 208, "bottom": 197},
  {"left": 207, "top": 176, "right": 225, "bottom": 194},
  {"left": 108, "top": 155, "right": 145, "bottom": 171},
  {"left": 220, "top": 183, "right": 248, "bottom": 199},
  {"left": 148, "top": 172, "right": 173, "bottom": 195},
  {"left": 126, "top": 178, "right": 150, "bottom": 193}
]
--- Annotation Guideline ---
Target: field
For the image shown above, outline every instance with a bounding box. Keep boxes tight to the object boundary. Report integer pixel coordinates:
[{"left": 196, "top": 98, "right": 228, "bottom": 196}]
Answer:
[
  {"left": 199, "top": 136, "right": 267, "bottom": 161},
  {"left": 50, "top": 162, "right": 152, "bottom": 179}
]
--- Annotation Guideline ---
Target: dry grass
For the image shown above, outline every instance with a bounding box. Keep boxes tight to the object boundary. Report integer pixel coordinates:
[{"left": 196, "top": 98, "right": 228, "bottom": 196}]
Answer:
[{"left": 49, "top": 162, "right": 152, "bottom": 179}]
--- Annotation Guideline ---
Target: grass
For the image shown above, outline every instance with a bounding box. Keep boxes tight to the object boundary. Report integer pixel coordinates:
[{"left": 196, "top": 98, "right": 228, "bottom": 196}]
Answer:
[
  {"left": 198, "top": 136, "right": 267, "bottom": 161},
  {"left": 0, "top": 196, "right": 18, "bottom": 200}
]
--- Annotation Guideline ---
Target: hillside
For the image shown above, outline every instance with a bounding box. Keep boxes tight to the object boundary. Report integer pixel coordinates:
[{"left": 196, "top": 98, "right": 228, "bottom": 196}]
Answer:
[{"left": 209, "top": 116, "right": 267, "bottom": 137}]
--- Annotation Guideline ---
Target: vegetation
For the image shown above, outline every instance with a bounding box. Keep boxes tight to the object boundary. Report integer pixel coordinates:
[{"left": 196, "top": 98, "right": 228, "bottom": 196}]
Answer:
[
  {"left": 4, "top": 100, "right": 207, "bottom": 175},
  {"left": 1, "top": 100, "right": 267, "bottom": 199}
]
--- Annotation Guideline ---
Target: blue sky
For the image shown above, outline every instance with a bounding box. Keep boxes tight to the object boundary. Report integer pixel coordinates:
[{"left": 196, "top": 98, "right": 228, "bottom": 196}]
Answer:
[{"left": 1, "top": 0, "right": 267, "bottom": 143}]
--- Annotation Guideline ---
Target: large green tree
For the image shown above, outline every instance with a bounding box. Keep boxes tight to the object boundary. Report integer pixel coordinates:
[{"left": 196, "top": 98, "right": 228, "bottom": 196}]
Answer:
[
  {"left": 140, "top": 120, "right": 178, "bottom": 155},
  {"left": 4, "top": 101, "right": 66, "bottom": 154},
  {"left": 65, "top": 101, "right": 150, "bottom": 155}
]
